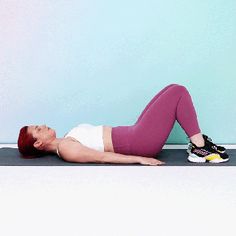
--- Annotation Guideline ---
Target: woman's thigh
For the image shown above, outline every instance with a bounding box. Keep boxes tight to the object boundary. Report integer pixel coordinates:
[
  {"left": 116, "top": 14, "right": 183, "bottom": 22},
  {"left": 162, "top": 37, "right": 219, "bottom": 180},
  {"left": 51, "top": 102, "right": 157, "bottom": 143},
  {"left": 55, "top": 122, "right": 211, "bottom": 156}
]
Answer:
[
  {"left": 135, "top": 83, "right": 179, "bottom": 124},
  {"left": 129, "top": 85, "right": 185, "bottom": 157}
]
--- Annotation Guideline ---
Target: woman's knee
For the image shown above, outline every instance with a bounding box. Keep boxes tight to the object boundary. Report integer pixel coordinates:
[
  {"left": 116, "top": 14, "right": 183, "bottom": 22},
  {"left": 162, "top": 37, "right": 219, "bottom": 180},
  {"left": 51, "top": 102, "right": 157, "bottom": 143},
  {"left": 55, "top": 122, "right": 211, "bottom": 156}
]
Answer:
[
  {"left": 167, "top": 83, "right": 179, "bottom": 88},
  {"left": 171, "top": 84, "right": 189, "bottom": 94}
]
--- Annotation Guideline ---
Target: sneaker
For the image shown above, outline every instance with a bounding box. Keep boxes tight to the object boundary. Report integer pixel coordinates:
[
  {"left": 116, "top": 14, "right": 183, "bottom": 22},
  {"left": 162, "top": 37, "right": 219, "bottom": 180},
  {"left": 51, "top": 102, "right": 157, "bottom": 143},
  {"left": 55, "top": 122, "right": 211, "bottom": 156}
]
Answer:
[
  {"left": 186, "top": 134, "right": 226, "bottom": 155},
  {"left": 202, "top": 134, "right": 226, "bottom": 153},
  {"left": 187, "top": 141, "right": 229, "bottom": 163}
]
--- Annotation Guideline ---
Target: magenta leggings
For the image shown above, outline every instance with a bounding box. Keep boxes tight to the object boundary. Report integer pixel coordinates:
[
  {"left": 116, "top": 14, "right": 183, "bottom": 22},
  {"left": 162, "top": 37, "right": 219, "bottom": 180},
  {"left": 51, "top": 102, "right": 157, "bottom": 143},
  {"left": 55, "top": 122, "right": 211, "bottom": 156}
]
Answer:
[{"left": 111, "top": 84, "right": 201, "bottom": 157}]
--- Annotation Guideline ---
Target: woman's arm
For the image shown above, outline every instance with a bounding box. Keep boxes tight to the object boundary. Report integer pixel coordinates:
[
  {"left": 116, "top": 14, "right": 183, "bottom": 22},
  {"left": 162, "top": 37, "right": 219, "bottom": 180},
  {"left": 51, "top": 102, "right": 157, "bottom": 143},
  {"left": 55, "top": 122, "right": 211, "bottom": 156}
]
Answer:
[
  {"left": 102, "top": 152, "right": 142, "bottom": 164},
  {"left": 102, "top": 152, "right": 165, "bottom": 165},
  {"left": 58, "top": 140, "right": 165, "bottom": 165}
]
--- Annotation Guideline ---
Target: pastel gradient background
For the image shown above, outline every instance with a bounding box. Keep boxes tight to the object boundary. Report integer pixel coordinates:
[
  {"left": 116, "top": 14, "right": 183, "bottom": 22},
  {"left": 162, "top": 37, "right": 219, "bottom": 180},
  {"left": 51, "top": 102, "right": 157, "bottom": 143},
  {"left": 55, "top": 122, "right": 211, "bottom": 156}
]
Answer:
[{"left": 0, "top": 0, "right": 235, "bottom": 144}]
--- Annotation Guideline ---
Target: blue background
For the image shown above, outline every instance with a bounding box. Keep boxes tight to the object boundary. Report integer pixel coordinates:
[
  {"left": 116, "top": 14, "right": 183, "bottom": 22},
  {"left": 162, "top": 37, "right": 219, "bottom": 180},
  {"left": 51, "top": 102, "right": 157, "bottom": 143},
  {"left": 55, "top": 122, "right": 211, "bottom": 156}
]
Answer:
[{"left": 0, "top": 0, "right": 235, "bottom": 144}]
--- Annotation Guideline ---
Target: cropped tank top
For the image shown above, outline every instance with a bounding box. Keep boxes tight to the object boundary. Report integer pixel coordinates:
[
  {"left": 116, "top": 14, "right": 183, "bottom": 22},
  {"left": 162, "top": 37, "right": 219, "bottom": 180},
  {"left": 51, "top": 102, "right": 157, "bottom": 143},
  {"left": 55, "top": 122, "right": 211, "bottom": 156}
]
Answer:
[{"left": 56, "top": 123, "right": 104, "bottom": 158}]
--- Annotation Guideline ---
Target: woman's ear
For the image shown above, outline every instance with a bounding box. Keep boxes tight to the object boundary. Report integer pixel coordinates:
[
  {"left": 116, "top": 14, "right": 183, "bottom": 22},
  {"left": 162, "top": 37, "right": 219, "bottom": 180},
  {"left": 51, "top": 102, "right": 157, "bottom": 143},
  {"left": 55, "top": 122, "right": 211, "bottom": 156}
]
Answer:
[{"left": 33, "top": 140, "right": 44, "bottom": 150}]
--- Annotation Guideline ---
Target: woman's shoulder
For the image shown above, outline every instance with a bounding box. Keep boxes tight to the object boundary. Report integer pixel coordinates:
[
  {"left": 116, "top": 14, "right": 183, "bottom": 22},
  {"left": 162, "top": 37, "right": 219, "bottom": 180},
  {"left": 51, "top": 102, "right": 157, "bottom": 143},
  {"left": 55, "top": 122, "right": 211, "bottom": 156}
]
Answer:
[
  {"left": 57, "top": 137, "right": 82, "bottom": 160},
  {"left": 59, "top": 137, "right": 81, "bottom": 149},
  {"left": 59, "top": 135, "right": 79, "bottom": 145},
  {"left": 63, "top": 136, "right": 80, "bottom": 142}
]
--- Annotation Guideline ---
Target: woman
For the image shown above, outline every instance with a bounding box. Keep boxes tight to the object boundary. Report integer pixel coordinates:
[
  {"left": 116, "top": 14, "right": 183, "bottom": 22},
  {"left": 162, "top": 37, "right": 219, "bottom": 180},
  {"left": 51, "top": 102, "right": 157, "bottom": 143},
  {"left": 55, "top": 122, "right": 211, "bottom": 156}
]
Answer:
[{"left": 17, "top": 84, "right": 229, "bottom": 165}]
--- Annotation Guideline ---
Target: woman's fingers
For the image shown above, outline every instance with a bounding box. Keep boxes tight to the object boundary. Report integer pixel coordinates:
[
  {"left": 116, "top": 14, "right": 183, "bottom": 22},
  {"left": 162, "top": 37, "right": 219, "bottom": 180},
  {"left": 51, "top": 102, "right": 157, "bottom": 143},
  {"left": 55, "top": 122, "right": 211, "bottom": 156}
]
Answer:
[{"left": 139, "top": 157, "right": 165, "bottom": 165}]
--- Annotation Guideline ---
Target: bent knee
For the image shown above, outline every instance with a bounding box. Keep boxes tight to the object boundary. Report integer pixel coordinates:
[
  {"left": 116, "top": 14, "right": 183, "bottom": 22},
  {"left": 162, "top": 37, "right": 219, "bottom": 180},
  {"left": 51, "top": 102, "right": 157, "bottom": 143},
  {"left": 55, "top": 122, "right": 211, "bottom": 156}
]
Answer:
[{"left": 171, "top": 84, "right": 189, "bottom": 94}]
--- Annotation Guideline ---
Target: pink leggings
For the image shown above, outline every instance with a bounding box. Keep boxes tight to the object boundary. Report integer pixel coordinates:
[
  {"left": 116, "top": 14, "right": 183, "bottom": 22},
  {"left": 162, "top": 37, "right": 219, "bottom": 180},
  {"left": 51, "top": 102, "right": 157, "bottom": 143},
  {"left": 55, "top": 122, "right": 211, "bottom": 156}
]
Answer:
[{"left": 111, "top": 84, "right": 201, "bottom": 157}]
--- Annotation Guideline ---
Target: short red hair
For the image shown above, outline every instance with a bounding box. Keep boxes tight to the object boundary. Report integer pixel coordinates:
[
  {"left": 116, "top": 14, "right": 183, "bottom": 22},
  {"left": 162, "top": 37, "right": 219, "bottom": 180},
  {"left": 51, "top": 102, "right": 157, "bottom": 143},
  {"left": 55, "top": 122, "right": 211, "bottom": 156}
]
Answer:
[{"left": 17, "top": 126, "right": 46, "bottom": 158}]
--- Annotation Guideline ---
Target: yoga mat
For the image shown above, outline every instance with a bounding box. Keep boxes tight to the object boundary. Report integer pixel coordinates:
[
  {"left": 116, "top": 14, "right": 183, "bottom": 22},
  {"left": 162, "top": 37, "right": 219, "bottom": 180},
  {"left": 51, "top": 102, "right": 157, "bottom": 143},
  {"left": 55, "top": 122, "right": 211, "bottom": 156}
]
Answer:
[{"left": 0, "top": 147, "right": 235, "bottom": 166}]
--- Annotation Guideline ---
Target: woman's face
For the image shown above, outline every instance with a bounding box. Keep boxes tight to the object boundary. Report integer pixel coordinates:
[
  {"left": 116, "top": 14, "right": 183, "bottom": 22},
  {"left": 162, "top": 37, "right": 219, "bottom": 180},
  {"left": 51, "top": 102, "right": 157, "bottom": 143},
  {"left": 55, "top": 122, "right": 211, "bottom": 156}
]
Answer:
[{"left": 27, "top": 124, "right": 56, "bottom": 143}]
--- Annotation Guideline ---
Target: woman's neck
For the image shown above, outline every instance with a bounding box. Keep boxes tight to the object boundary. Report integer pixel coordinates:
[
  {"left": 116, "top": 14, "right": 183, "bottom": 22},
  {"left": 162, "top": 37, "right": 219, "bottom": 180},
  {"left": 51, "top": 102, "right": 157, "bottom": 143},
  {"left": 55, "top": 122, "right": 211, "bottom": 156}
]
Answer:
[{"left": 44, "top": 137, "right": 64, "bottom": 154}]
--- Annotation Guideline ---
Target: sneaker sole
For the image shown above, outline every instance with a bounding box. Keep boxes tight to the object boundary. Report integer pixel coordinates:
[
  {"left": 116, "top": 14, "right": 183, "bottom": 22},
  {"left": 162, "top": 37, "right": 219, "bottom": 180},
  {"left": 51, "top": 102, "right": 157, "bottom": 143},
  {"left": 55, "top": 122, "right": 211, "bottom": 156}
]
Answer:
[
  {"left": 208, "top": 157, "right": 229, "bottom": 163},
  {"left": 187, "top": 154, "right": 206, "bottom": 163},
  {"left": 188, "top": 153, "right": 229, "bottom": 163}
]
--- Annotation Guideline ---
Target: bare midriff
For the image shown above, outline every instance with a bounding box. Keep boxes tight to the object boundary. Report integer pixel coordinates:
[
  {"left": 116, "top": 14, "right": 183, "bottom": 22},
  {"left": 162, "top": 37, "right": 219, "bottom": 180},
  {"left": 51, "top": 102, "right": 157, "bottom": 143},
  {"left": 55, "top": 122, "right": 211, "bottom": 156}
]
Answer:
[{"left": 103, "top": 126, "right": 115, "bottom": 152}]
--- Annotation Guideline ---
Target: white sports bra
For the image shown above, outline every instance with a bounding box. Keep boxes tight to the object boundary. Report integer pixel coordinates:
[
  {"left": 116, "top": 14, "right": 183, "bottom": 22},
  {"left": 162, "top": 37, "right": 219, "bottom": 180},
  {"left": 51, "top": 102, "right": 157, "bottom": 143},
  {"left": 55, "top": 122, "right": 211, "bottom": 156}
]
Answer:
[{"left": 56, "top": 123, "right": 104, "bottom": 158}]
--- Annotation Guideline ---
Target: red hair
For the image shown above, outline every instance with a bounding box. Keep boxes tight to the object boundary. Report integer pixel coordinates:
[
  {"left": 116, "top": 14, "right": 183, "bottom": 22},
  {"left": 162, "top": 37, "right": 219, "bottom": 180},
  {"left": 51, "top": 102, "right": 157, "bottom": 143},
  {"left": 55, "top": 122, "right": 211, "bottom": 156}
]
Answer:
[{"left": 17, "top": 126, "right": 46, "bottom": 158}]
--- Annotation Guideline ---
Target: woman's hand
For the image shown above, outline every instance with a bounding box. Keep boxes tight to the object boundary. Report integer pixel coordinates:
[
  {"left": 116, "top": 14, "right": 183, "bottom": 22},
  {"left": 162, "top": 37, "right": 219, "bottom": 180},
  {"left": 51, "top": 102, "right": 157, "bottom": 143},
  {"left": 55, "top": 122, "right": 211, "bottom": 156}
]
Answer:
[{"left": 139, "top": 157, "right": 165, "bottom": 166}]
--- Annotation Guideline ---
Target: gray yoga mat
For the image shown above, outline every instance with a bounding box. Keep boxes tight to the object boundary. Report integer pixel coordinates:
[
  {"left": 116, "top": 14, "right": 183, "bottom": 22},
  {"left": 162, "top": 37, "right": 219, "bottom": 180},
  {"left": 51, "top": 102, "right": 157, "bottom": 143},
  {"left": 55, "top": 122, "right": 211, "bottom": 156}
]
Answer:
[{"left": 0, "top": 147, "right": 235, "bottom": 166}]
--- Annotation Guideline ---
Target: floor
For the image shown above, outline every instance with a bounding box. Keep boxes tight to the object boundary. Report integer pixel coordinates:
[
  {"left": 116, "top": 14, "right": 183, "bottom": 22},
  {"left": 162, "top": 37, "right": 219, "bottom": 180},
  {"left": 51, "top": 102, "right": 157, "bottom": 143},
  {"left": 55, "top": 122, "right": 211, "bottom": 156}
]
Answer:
[{"left": 0, "top": 166, "right": 235, "bottom": 236}]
